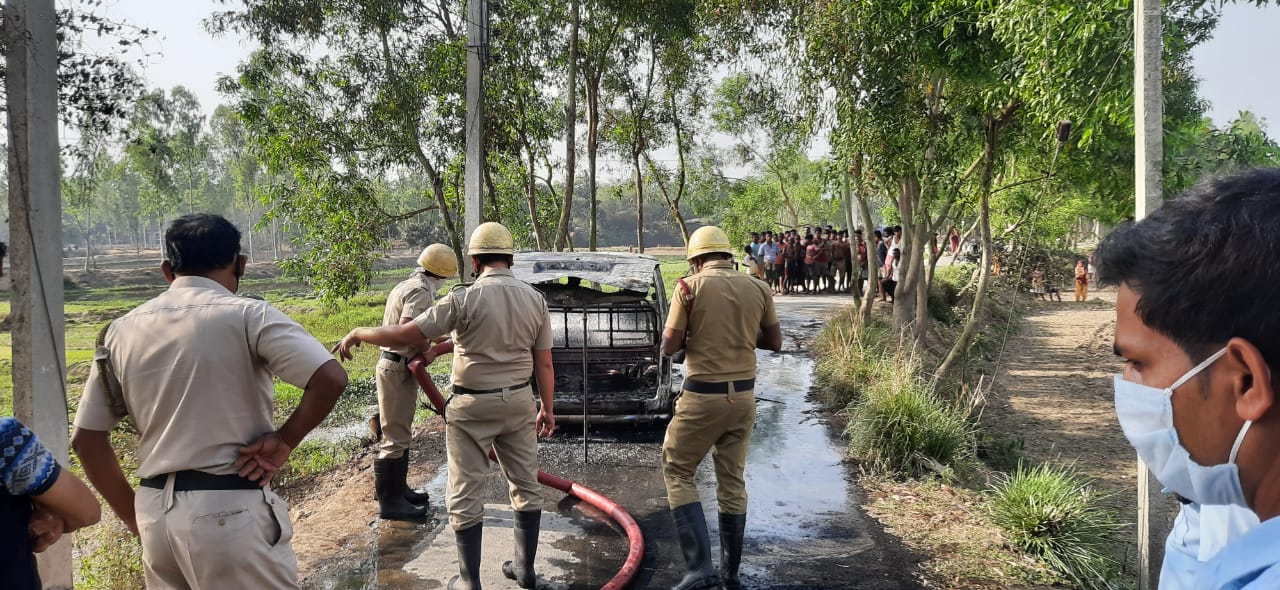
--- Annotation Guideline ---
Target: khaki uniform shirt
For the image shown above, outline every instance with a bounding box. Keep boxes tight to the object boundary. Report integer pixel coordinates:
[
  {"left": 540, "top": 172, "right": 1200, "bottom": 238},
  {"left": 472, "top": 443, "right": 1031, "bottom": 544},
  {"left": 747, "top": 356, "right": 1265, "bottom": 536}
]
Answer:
[
  {"left": 413, "top": 268, "right": 553, "bottom": 390},
  {"left": 74, "top": 276, "right": 334, "bottom": 479},
  {"left": 381, "top": 272, "right": 443, "bottom": 357},
  {"left": 665, "top": 260, "right": 778, "bottom": 382}
]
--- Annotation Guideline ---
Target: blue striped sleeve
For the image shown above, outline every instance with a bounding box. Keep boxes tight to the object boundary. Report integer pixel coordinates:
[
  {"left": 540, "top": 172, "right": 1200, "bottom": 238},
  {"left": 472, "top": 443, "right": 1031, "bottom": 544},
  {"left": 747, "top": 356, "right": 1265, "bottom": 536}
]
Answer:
[{"left": 1, "top": 417, "right": 61, "bottom": 496}]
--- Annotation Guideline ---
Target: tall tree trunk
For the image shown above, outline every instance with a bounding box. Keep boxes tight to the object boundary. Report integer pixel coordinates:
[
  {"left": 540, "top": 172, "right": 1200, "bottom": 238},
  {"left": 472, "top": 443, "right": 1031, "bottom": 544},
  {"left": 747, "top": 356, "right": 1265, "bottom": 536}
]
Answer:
[
  {"left": 892, "top": 176, "right": 925, "bottom": 343},
  {"left": 246, "top": 209, "right": 256, "bottom": 263},
  {"left": 587, "top": 80, "right": 600, "bottom": 251},
  {"left": 554, "top": 0, "right": 580, "bottom": 251},
  {"left": 633, "top": 149, "right": 645, "bottom": 253},
  {"left": 272, "top": 215, "right": 281, "bottom": 260},
  {"left": 936, "top": 110, "right": 1010, "bottom": 382},
  {"left": 525, "top": 149, "right": 548, "bottom": 249},
  {"left": 854, "top": 159, "right": 878, "bottom": 326}
]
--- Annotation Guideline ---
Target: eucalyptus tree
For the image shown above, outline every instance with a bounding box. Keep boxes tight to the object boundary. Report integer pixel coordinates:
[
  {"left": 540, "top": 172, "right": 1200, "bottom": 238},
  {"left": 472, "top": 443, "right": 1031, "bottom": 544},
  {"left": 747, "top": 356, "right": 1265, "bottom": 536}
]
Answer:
[
  {"left": 62, "top": 132, "right": 113, "bottom": 270},
  {"left": 210, "top": 0, "right": 471, "bottom": 299},
  {"left": 125, "top": 87, "right": 208, "bottom": 234}
]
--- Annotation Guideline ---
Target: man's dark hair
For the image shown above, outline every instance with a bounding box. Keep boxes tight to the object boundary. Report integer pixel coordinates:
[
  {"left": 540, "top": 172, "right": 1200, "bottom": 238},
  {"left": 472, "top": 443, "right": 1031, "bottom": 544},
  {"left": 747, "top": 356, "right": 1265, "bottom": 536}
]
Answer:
[
  {"left": 1097, "top": 168, "right": 1280, "bottom": 366},
  {"left": 475, "top": 253, "right": 514, "bottom": 268},
  {"left": 164, "top": 214, "right": 241, "bottom": 275}
]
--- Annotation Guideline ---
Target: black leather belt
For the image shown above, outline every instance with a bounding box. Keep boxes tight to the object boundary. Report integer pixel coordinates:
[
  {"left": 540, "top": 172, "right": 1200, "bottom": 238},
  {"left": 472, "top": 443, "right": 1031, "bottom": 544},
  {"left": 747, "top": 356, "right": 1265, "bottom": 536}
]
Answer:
[
  {"left": 140, "top": 470, "right": 259, "bottom": 491},
  {"left": 683, "top": 378, "right": 755, "bottom": 394},
  {"left": 453, "top": 378, "right": 533, "bottom": 395},
  {"left": 381, "top": 351, "right": 407, "bottom": 364}
]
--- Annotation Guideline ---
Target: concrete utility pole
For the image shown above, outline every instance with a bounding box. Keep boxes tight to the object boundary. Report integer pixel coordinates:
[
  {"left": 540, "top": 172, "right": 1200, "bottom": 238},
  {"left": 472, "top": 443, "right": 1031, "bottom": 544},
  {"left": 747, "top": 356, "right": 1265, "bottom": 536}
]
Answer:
[
  {"left": 5, "top": 0, "right": 71, "bottom": 587},
  {"left": 1134, "top": 0, "right": 1165, "bottom": 587},
  {"left": 463, "top": 0, "right": 488, "bottom": 252}
]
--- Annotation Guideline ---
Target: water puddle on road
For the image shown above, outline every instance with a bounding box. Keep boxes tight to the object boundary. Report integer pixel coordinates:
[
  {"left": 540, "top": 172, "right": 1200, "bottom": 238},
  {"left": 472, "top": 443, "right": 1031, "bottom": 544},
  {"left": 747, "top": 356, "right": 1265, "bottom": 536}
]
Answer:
[{"left": 308, "top": 309, "right": 920, "bottom": 590}]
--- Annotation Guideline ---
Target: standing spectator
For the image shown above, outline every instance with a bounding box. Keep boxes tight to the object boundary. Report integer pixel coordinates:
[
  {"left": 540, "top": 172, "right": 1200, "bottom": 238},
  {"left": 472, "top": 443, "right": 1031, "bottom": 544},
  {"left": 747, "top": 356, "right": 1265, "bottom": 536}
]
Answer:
[
  {"left": 1030, "top": 268, "right": 1047, "bottom": 301},
  {"left": 759, "top": 232, "right": 781, "bottom": 294},
  {"left": 949, "top": 227, "right": 961, "bottom": 254},
  {"left": 1074, "top": 260, "right": 1089, "bottom": 302},
  {"left": 804, "top": 236, "right": 820, "bottom": 294},
  {"left": 3, "top": 417, "right": 101, "bottom": 589},
  {"left": 335, "top": 222, "right": 558, "bottom": 590},
  {"left": 854, "top": 229, "right": 868, "bottom": 298},
  {"left": 879, "top": 247, "right": 900, "bottom": 303},
  {"left": 876, "top": 229, "right": 890, "bottom": 269},
  {"left": 742, "top": 246, "right": 764, "bottom": 280},
  {"left": 0, "top": 241, "right": 6, "bottom": 279},
  {"left": 830, "top": 233, "right": 848, "bottom": 293},
  {"left": 748, "top": 233, "right": 761, "bottom": 259},
  {"left": 72, "top": 214, "right": 348, "bottom": 589},
  {"left": 785, "top": 236, "right": 802, "bottom": 295},
  {"left": 1087, "top": 252, "right": 1097, "bottom": 288}
]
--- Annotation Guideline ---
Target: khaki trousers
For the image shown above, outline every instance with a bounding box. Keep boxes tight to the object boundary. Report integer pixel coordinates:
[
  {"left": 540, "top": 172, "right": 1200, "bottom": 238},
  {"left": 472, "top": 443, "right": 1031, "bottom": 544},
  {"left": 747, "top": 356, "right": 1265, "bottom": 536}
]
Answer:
[
  {"left": 376, "top": 357, "right": 419, "bottom": 459},
  {"left": 136, "top": 483, "right": 298, "bottom": 590},
  {"left": 445, "top": 384, "right": 543, "bottom": 530},
  {"left": 1075, "top": 281, "right": 1088, "bottom": 302},
  {"left": 662, "top": 387, "right": 756, "bottom": 514}
]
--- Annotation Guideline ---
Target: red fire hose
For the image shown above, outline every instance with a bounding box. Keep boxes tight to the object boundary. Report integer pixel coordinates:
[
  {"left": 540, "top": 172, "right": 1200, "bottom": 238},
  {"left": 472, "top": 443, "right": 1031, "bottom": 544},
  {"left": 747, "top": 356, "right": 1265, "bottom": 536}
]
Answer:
[{"left": 408, "top": 341, "right": 644, "bottom": 590}]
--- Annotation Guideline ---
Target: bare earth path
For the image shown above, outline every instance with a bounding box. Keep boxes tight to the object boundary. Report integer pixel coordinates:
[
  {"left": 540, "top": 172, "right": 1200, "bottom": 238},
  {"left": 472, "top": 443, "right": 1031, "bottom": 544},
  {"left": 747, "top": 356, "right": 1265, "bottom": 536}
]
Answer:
[{"left": 981, "top": 287, "right": 1157, "bottom": 574}]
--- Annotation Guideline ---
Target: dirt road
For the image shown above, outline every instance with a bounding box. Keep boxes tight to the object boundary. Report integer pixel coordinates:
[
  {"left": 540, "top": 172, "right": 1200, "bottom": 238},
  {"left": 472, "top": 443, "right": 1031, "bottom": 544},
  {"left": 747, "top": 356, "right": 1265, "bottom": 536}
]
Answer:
[
  {"left": 294, "top": 294, "right": 925, "bottom": 590},
  {"left": 981, "top": 287, "right": 1163, "bottom": 573}
]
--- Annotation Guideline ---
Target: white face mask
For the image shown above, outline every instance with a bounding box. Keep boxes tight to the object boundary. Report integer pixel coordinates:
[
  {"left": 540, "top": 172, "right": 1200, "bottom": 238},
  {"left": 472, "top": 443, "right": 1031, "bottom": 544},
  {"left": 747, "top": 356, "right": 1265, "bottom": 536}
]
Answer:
[{"left": 1113, "top": 347, "right": 1254, "bottom": 507}]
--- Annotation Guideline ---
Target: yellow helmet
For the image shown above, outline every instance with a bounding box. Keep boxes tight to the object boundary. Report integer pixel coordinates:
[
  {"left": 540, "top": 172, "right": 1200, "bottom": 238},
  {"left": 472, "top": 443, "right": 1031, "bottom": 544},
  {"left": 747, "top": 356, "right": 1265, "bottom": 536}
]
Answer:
[
  {"left": 686, "top": 226, "right": 733, "bottom": 261},
  {"left": 417, "top": 243, "right": 458, "bottom": 278},
  {"left": 467, "top": 222, "right": 515, "bottom": 256}
]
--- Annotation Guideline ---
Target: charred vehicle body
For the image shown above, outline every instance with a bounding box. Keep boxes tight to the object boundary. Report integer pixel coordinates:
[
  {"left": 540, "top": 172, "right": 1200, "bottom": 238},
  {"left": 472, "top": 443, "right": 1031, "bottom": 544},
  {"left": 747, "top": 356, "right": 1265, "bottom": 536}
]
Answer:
[{"left": 511, "top": 252, "right": 677, "bottom": 424}]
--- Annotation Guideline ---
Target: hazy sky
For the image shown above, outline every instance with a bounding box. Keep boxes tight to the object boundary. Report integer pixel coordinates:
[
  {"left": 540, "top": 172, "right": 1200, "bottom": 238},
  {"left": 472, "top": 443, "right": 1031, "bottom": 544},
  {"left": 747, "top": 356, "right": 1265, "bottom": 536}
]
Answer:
[{"left": 88, "top": 1, "right": 1280, "bottom": 140}]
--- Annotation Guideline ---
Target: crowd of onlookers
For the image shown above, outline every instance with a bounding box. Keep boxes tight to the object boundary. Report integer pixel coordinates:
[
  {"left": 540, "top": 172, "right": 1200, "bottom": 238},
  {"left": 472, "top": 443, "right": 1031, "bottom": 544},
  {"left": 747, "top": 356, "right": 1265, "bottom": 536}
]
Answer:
[{"left": 738, "top": 224, "right": 916, "bottom": 302}]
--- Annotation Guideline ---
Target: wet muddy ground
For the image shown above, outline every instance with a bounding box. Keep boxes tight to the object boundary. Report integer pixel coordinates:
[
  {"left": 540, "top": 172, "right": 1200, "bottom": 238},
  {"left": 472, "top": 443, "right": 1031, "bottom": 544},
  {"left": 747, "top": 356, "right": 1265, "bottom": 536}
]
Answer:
[{"left": 303, "top": 295, "right": 924, "bottom": 590}]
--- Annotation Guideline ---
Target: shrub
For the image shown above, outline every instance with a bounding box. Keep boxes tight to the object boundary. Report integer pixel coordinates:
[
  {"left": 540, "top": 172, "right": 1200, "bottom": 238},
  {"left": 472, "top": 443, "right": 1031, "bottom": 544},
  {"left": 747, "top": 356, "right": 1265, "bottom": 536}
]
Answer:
[
  {"left": 843, "top": 350, "right": 975, "bottom": 477},
  {"left": 990, "top": 463, "right": 1123, "bottom": 590},
  {"left": 928, "top": 263, "right": 975, "bottom": 324},
  {"left": 812, "top": 309, "right": 896, "bottom": 410}
]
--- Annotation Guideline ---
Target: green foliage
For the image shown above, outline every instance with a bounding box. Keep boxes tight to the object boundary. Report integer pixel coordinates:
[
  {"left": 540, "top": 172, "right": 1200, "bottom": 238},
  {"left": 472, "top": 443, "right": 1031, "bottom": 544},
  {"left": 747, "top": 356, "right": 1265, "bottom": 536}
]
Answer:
[
  {"left": 812, "top": 308, "right": 897, "bottom": 410},
  {"left": 844, "top": 364, "right": 975, "bottom": 478},
  {"left": 990, "top": 463, "right": 1124, "bottom": 590},
  {"left": 75, "top": 519, "right": 145, "bottom": 590},
  {"left": 928, "top": 263, "right": 974, "bottom": 325}
]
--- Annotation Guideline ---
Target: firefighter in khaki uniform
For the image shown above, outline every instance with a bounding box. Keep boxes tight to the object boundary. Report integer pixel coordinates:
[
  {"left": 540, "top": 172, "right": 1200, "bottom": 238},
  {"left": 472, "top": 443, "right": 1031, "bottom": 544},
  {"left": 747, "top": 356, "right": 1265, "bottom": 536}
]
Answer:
[
  {"left": 661, "top": 225, "right": 782, "bottom": 590},
  {"left": 70, "top": 214, "right": 349, "bottom": 589},
  {"left": 336, "top": 222, "right": 557, "bottom": 590},
  {"left": 371, "top": 243, "right": 458, "bottom": 520}
]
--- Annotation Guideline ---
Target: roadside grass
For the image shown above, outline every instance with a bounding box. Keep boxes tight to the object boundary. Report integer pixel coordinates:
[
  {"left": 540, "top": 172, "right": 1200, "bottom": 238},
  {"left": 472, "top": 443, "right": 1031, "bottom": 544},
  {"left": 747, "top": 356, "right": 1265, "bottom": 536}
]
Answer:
[
  {"left": 990, "top": 463, "right": 1125, "bottom": 590},
  {"left": 813, "top": 276, "right": 1124, "bottom": 589}
]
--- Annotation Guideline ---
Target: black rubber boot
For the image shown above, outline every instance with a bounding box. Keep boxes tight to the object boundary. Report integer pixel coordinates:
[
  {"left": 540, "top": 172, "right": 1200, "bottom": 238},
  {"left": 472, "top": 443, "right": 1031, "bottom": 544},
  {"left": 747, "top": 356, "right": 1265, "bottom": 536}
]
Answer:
[
  {"left": 670, "top": 503, "right": 722, "bottom": 590},
  {"left": 718, "top": 513, "right": 747, "bottom": 590},
  {"left": 502, "top": 510, "right": 548, "bottom": 588},
  {"left": 373, "top": 457, "right": 428, "bottom": 520},
  {"left": 449, "top": 524, "right": 484, "bottom": 590},
  {"left": 400, "top": 451, "right": 430, "bottom": 506}
]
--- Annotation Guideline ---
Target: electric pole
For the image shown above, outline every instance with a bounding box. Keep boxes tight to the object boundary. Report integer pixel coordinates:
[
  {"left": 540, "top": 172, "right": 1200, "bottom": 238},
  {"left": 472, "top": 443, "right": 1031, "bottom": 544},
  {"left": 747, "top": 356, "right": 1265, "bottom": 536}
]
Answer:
[
  {"left": 5, "top": 0, "right": 71, "bottom": 586},
  {"left": 1134, "top": 0, "right": 1165, "bottom": 587},
  {"left": 464, "top": 0, "right": 488, "bottom": 252}
]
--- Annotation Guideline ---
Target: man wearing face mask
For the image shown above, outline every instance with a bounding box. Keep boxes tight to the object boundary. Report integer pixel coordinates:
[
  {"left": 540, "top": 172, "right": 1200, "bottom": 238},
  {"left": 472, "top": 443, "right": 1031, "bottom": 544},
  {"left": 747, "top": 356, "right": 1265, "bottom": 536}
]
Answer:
[
  {"left": 1097, "top": 169, "right": 1280, "bottom": 589},
  {"left": 370, "top": 243, "right": 458, "bottom": 520},
  {"left": 72, "top": 214, "right": 349, "bottom": 588}
]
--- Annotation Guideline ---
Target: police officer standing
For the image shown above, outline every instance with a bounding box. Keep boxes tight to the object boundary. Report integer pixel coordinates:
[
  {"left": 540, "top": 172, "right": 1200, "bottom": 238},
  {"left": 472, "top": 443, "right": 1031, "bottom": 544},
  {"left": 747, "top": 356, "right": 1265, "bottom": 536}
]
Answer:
[
  {"left": 661, "top": 226, "right": 782, "bottom": 590},
  {"left": 336, "top": 222, "right": 556, "bottom": 590},
  {"left": 71, "top": 214, "right": 348, "bottom": 589},
  {"left": 372, "top": 243, "right": 458, "bottom": 520}
]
